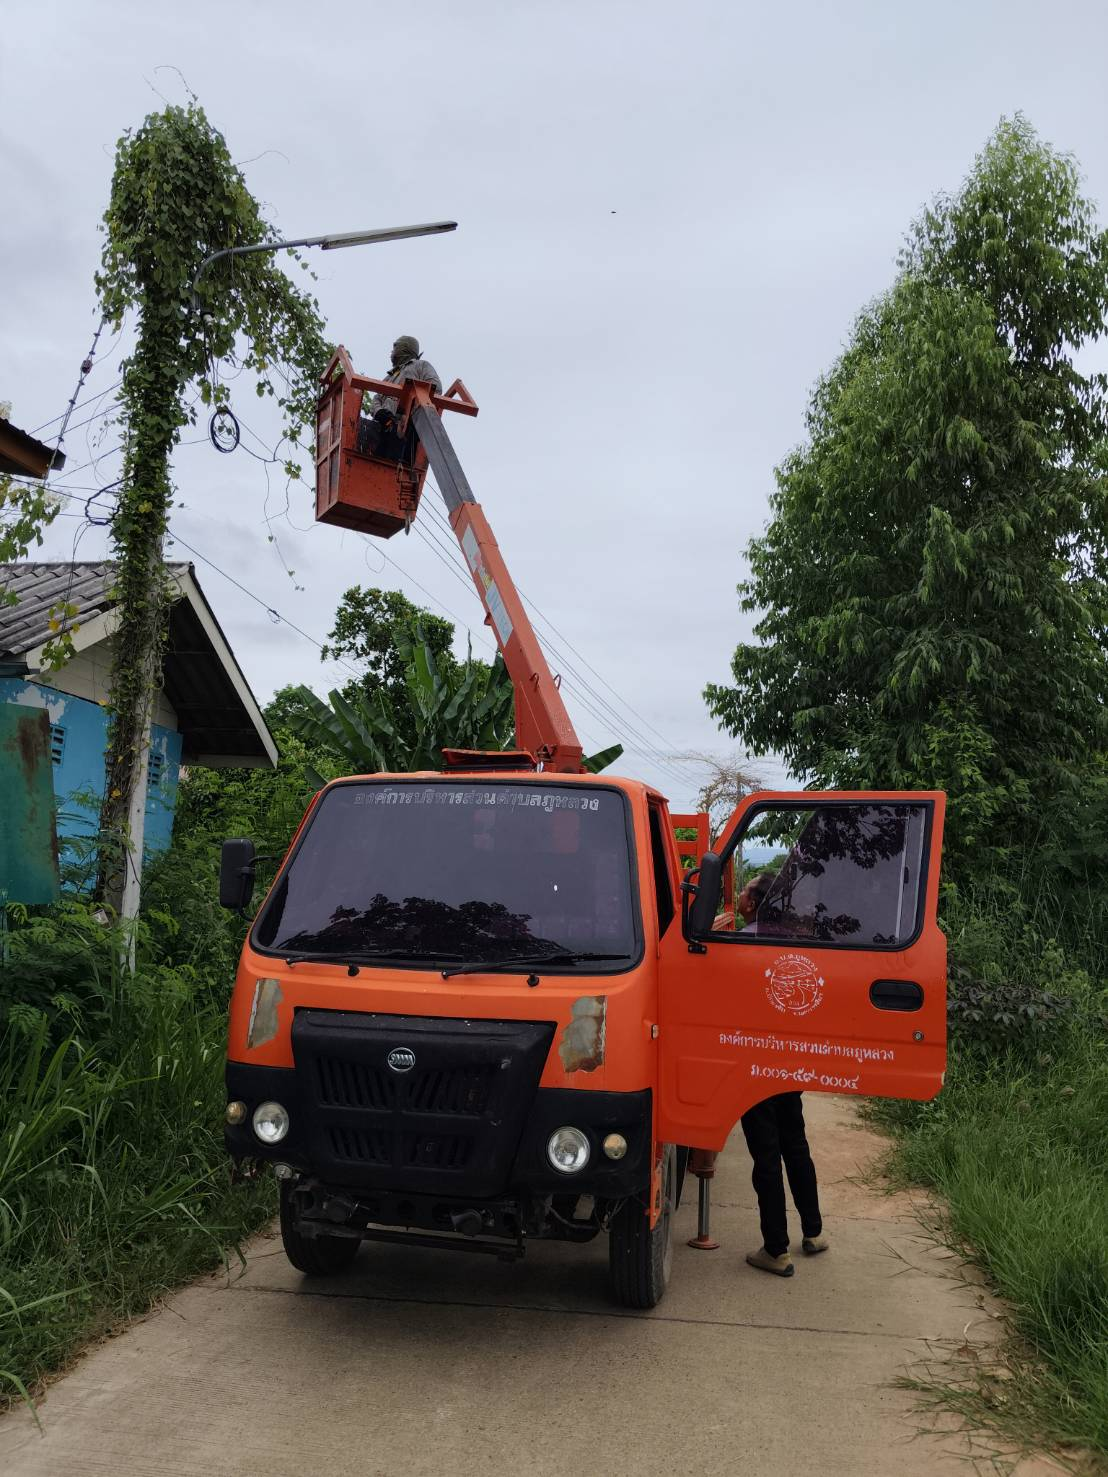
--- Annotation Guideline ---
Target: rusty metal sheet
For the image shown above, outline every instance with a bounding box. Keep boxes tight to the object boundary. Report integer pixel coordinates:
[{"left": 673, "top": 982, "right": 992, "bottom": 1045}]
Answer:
[
  {"left": 0, "top": 704, "right": 60, "bottom": 904},
  {"left": 558, "top": 995, "right": 607, "bottom": 1073}
]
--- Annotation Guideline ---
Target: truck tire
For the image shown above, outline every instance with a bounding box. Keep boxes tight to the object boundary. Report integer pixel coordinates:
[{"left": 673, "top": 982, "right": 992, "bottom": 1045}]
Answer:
[
  {"left": 607, "top": 1143, "right": 675, "bottom": 1309},
  {"left": 279, "top": 1180, "right": 361, "bottom": 1276}
]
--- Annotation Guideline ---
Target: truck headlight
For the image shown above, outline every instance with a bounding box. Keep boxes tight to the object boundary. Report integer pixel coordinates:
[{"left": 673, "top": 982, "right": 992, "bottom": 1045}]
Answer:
[
  {"left": 547, "top": 1126, "right": 590, "bottom": 1174},
  {"left": 253, "top": 1101, "right": 290, "bottom": 1144}
]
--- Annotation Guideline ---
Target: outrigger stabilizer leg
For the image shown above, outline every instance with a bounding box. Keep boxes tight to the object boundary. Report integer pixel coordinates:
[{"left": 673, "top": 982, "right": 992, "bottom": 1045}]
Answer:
[{"left": 687, "top": 1148, "right": 720, "bottom": 1251}]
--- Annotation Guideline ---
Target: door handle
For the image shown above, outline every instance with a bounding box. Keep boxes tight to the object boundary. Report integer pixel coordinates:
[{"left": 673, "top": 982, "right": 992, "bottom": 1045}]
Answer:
[{"left": 869, "top": 979, "right": 924, "bottom": 1012}]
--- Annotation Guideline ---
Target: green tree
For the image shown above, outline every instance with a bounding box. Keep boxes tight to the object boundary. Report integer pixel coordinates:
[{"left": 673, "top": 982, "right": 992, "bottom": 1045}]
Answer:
[
  {"left": 93, "top": 99, "right": 329, "bottom": 914},
  {"left": 289, "top": 621, "right": 515, "bottom": 775},
  {"left": 706, "top": 117, "right": 1108, "bottom": 868},
  {"left": 290, "top": 619, "right": 623, "bottom": 777},
  {"left": 321, "top": 586, "right": 455, "bottom": 701},
  {"left": 312, "top": 585, "right": 458, "bottom": 753},
  {"left": 262, "top": 683, "right": 319, "bottom": 738}
]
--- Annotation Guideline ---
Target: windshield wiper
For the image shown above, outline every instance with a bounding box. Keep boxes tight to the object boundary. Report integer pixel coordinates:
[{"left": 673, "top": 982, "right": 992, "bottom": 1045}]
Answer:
[
  {"left": 441, "top": 952, "right": 628, "bottom": 979},
  {"left": 283, "top": 949, "right": 464, "bottom": 970}
]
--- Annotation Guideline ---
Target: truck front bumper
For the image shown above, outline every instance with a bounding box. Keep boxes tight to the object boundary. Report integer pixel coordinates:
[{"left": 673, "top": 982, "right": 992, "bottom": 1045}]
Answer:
[{"left": 225, "top": 1058, "right": 652, "bottom": 1202}]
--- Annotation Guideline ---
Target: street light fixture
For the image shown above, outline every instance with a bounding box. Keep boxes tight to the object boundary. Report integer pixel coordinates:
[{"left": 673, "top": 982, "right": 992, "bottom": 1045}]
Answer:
[{"left": 190, "top": 219, "right": 457, "bottom": 308}]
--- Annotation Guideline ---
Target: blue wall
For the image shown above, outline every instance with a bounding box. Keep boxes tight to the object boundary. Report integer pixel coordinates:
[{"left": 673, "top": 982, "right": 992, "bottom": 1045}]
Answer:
[{"left": 0, "top": 681, "right": 182, "bottom": 864}]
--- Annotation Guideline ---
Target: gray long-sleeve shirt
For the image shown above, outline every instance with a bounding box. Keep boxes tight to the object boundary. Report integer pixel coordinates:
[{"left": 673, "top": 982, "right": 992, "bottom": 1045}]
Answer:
[{"left": 365, "top": 357, "right": 442, "bottom": 418}]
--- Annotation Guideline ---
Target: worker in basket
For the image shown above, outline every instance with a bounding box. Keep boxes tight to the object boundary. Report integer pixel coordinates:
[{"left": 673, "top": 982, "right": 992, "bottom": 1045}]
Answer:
[{"left": 358, "top": 334, "right": 441, "bottom": 460}]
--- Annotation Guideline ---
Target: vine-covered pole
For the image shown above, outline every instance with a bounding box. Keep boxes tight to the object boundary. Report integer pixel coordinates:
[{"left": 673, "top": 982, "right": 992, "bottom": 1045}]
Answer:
[{"left": 94, "top": 101, "right": 330, "bottom": 924}]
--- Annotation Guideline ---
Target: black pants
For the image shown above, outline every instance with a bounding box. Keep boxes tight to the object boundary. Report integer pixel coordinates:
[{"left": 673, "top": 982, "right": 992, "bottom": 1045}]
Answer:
[
  {"left": 357, "top": 411, "right": 417, "bottom": 464},
  {"left": 357, "top": 410, "right": 397, "bottom": 458},
  {"left": 740, "top": 1092, "right": 822, "bottom": 1256}
]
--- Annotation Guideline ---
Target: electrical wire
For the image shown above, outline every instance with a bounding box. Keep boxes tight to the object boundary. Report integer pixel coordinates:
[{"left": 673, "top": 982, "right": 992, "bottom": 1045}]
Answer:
[
  {"left": 34, "top": 387, "right": 692, "bottom": 777},
  {"left": 3, "top": 474, "right": 120, "bottom": 495},
  {"left": 208, "top": 410, "right": 305, "bottom": 587},
  {"left": 174, "top": 397, "right": 645, "bottom": 766},
  {"left": 164, "top": 529, "right": 364, "bottom": 685},
  {"left": 163, "top": 524, "right": 633, "bottom": 757},
  {"left": 423, "top": 494, "right": 695, "bottom": 773},
  {"left": 408, "top": 516, "right": 618, "bottom": 744},
  {"left": 28, "top": 379, "right": 124, "bottom": 438},
  {"left": 378, "top": 532, "right": 496, "bottom": 656},
  {"left": 195, "top": 409, "right": 502, "bottom": 647},
  {"left": 48, "top": 444, "right": 124, "bottom": 484},
  {"left": 413, "top": 504, "right": 691, "bottom": 780},
  {"left": 420, "top": 495, "right": 689, "bottom": 764},
  {"left": 29, "top": 417, "right": 694, "bottom": 790},
  {"left": 42, "top": 395, "right": 122, "bottom": 443},
  {"left": 413, "top": 519, "right": 491, "bottom": 606},
  {"left": 420, "top": 492, "right": 693, "bottom": 786},
  {"left": 13, "top": 316, "right": 125, "bottom": 605}
]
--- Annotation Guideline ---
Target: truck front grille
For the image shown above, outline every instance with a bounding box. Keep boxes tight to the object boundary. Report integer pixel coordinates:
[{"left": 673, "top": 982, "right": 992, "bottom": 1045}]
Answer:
[
  {"left": 312, "top": 1055, "right": 499, "bottom": 1117},
  {"left": 325, "top": 1125, "right": 391, "bottom": 1165},
  {"left": 293, "top": 1009, "right": 554, "bottom": 1196}
]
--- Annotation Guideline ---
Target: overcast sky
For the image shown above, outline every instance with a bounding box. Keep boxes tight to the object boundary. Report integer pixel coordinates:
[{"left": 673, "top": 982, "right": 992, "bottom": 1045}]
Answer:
[{"left": 4, "top": 0, "right": 1108, "bottom": 809}]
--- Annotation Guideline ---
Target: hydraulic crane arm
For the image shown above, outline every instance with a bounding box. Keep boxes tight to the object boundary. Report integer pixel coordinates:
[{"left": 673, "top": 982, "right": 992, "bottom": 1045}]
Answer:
[
  {"left": 415, "top": 404, "right": 584, "bottom": 772},
  {"left": 353, "top": 373, "right": 584, "bottom": 772}
]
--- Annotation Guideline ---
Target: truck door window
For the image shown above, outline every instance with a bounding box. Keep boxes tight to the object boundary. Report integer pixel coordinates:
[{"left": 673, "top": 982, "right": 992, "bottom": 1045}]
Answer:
[
  {"left": 724, "top": 802, "right": 929, "bottom": 949},
  {"left": 647, "top": 803, "right": 675, "bottom": 937}
]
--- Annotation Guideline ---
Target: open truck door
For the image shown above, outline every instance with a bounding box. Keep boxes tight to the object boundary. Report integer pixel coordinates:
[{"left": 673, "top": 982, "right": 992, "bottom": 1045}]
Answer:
[{"left": 657, "top": 791, "right": 946, "bottom": 1150}]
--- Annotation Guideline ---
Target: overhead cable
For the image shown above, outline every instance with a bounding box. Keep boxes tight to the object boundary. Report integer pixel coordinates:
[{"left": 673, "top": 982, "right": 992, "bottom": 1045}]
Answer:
[
  {"left": 28, "top": 379, "right": 124, "bottom": 438},
  {"left": 421, "top": 493, "right": 691, "bottom": 785}
]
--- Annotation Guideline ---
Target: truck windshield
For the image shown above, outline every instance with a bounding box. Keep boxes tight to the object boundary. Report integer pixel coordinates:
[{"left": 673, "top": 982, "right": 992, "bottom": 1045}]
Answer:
[{"left": 252, "top": 780, "right": 639, "bottom": 968}]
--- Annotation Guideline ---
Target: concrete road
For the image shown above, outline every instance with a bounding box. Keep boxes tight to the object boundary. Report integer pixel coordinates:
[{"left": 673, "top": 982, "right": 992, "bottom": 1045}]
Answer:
[{"left": 0, "top": 1097, "right": 1023, "bottom": 1476}]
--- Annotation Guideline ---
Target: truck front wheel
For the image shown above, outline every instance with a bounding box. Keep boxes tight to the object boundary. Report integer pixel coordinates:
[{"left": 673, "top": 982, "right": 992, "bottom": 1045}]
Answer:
[
  {"left": 607, "top": 1143, "right": 675, "bottom": 1309},
  {"left": 279, "top": 1180, "right": 361, "bottom": 1276}
]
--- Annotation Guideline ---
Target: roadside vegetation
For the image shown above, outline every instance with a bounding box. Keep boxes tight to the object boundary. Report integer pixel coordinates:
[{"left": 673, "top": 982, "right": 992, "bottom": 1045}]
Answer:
[
  {"left": 0, "top": 717, "right": 314, "bottom": 1402},
  {"left": 709, "top": 116, "right": 1108, "bottom": 1461},
  {"left": 873, "top": 878, "right": 1108, "bottom": 1461},
  {"left": 0, "top": 919, "right": 271, "bottom": 1405}
]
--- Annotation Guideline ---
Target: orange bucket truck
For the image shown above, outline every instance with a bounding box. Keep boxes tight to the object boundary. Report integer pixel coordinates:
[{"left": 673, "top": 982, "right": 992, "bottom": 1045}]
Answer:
[{"left": 220, "top": 353, "right": 946, "bottom": 1308}]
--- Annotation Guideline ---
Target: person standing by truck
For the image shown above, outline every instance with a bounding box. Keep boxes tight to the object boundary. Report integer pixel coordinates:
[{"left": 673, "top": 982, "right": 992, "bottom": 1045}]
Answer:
[
  {"left": 735, "top": 867, "right": 827, "bottom": 1275},
  {"left": 741, "top": 1092, "right": 828, "bottom": 1277}
]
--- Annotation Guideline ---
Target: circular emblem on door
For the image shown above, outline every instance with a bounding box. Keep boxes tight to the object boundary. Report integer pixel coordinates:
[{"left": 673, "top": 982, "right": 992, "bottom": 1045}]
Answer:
[
  {"left": 387, "top": 1047, "right": 416, "bottom": 1073},
  {"left": 765, "top": 953, "right": 826, "bottom": 1017}
]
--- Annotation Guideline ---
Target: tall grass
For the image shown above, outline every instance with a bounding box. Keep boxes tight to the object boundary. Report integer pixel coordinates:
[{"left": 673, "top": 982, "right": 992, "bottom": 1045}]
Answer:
[
  {"left": 873, "top": 871, "right": 1108, "bottom": 1461},
  {"left": 0, "top": 913, "right": 273, "bottom": 1401},
  {"left": 0, "top": 750, "right": 319, "bottom": 1401}
]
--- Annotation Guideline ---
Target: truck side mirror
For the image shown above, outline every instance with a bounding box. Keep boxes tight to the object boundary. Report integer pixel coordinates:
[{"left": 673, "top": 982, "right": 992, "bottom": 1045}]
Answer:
[
  {"left": 219, "top": 838, "right": 257, "bottom": 912},
  {"left": 683, "top": 851, "right": 723, "bottom": 943}
]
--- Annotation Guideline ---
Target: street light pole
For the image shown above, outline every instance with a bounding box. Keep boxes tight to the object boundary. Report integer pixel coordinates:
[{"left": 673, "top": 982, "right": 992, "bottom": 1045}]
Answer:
[
  {"left": 189, "top": 220, "right": 457, "bottom": 308},
  {"left": 113, "top": 218, "right": 458, "bottom": 942}
]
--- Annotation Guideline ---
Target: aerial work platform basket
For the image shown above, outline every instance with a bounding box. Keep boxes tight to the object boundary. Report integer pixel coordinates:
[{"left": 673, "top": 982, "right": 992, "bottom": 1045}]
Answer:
[{"left": 314, "top": 346, "right": 478, "bottom": 539}]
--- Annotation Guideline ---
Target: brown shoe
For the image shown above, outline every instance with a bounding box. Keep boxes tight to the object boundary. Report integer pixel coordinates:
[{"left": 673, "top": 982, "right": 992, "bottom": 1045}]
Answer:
[
  {"left": 746, "top": 1246, "right": 795, "bottom": 1277},
  {"left": 802, "top": 1234, "right": 829, "bottom": 1255}
]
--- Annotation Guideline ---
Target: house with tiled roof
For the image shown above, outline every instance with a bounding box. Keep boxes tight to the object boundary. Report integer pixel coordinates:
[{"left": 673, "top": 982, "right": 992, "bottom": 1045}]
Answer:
[{"left": 0, "top": 561, "right": 276, "bottom": 863}]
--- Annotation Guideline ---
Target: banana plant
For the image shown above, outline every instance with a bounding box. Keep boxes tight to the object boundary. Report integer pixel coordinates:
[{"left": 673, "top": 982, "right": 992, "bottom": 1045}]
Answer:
[{"left": 286, "top": 622, "right": 623, "bottom": 779}]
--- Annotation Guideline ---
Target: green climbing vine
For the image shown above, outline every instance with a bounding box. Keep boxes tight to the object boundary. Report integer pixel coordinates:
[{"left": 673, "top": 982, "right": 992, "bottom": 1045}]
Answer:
[
  {"left": 94, "top": 98, "right": 330, "bottom": 911},
  {"left": 0, "top": 474, "right": 60, "bottom": 601}
]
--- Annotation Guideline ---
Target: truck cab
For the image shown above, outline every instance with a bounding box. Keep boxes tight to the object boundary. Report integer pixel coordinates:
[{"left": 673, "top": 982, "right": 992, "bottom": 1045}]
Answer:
[{"left": 222, "top": 767, "right": 946, "bottom": 1307}]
